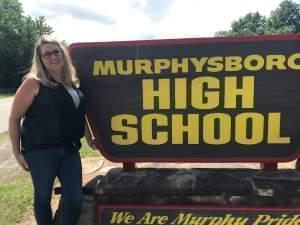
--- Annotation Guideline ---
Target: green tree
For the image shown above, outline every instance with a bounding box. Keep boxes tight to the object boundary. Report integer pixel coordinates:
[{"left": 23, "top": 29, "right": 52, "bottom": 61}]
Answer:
[
  {"left": 0, "top": 0, "right": 53, "bottom": 88},
  {"left": 215, "top": 12, "right": 267, "bottom": 37},
  {"left": 266, "top": 0, "right": 300, "bottom": 34},
  {"left": 35, "top": 16, "right": 53, "bottom": 36},
  {"left": 215, "top": 0, "right": 300, "bottom": 36}
]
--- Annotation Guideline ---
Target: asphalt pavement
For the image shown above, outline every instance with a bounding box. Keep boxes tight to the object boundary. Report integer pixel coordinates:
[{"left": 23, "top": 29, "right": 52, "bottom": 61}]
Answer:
[{"left": 0, "top": 97, "right": 13, "bottom": 133}]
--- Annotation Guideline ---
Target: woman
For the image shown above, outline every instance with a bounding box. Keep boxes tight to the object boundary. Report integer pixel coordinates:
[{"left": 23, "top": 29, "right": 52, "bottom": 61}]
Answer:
[{"left": 9, "top": 35, "right": 95, "bottom": 225}]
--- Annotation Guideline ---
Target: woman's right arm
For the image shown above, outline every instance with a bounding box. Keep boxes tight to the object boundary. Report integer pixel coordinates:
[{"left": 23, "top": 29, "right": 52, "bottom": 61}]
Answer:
[{"left": 8, "top": 77, "right": 39, "bottom": 171}]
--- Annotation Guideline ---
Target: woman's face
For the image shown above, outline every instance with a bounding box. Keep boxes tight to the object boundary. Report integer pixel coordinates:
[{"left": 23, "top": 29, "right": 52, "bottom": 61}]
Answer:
[{"left": 39, "top": 43, "right": 64, "bottom": 75}]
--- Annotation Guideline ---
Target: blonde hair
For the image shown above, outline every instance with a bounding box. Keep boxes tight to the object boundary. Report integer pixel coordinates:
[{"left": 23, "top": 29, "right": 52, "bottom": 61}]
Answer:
[{"left": 25, "top": 35, "right": 79, "bottom": 88}]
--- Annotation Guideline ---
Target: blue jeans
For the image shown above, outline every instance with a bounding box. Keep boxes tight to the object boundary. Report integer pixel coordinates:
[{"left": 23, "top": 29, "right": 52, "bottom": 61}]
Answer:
[{"left": 24, "top": 147, "right": 82, "bottom": 225}]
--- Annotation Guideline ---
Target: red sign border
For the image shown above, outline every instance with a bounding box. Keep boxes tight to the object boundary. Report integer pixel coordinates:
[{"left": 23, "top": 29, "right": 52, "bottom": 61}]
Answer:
[
  {"left": 71, "top": 34, "right": 300, "bottom": 163},
  {"left": 97, "top": 204, "right": 300, "bottom": 225}
]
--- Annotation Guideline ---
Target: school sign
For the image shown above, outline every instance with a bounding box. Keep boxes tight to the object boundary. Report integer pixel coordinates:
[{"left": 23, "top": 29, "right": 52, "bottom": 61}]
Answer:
[{"left": 70, "top": 34, "right": 300, "bottom": 163}]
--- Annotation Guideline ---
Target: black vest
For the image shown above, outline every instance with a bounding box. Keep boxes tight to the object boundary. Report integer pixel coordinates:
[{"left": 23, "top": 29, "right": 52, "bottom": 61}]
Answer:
[{"left": 21, "top": 82, "right": 86, "bottom": 152}]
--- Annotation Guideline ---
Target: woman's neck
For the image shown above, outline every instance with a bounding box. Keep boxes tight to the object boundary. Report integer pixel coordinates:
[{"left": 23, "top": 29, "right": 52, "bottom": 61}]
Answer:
[{"left": 49, "top": 71, "right": 63, "bottom": 83}]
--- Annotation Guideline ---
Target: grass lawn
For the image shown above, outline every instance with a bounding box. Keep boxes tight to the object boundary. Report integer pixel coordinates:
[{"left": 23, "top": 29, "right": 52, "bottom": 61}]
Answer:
[
  {"left": 0, "top": 93, "right": 14, "bottom": 99},
  {"left": 0, "top": 132, "right": 8, "bottom": 142},
  {"left": 0, "top": 89, "right": 15, "bottom": 99},
  {"left": 0, "top": 172, "right": 33, "bottom": 225},
  {"left": 0, "top": 134, "right": 100, "bottom": 225},
  {"left": 80, "top": 138, "right": 101, "bottom": 158}
]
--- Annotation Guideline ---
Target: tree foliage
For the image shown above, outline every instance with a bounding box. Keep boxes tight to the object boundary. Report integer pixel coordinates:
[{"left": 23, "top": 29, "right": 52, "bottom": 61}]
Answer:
[
  {"left": 215, "top": 0, "right": 300, "bottom": 37},
  {"left": 0, "top": 0, "right": 53, "bottom": 88},
  {"left": 215, "top": 12, "right": 267, "bottom": 36},
  {"left": 266, "top": 0, "right": 300, "bottom": 34}
]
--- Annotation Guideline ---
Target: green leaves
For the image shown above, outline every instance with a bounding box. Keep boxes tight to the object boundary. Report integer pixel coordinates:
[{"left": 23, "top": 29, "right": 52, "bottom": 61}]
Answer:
[
  {"left": 266, "top": 0, "right": 300, "bottom": 34},
  {"left": 215, "top": 0, "right": 300, "bottom": 37},
  {"left": 0, "top": 0, "right": 53, "bottom": 88}
]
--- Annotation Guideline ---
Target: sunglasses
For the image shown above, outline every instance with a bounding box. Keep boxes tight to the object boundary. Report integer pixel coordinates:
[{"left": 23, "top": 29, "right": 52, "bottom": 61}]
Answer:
[{"left": 41, "top": 49, "right": 62, "bottom": 59}]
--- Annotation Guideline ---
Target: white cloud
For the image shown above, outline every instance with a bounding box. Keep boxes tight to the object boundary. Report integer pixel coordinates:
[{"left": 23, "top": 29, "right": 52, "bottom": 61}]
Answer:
[{"left": 20, "top": 0, "right": 285, "bottom": 44}]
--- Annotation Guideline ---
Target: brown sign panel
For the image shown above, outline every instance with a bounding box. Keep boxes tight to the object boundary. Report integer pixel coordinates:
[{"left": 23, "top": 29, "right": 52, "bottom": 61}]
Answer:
[
  {"left": 70, "top": 34, "right": 300, "bottom": 162},
  {"left": 98, "top": 205, "right": 300, "bottom": 225}
]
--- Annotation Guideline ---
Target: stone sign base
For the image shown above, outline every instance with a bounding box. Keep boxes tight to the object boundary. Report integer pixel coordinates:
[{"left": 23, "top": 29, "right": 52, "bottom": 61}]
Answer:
[{"left": 53, "top": 168, "right": 300, "bottom": 225}]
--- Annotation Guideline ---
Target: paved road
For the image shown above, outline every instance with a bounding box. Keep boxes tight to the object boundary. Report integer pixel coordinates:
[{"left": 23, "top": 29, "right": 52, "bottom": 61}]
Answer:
[
  {"left": 0, "top": 97, "right": 13, "bottom": 133},
  {"left": 0, "top": 97, "right": 17, "bottom": 183}
]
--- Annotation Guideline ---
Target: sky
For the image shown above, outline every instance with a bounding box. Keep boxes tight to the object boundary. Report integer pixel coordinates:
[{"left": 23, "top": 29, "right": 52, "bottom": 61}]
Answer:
[{"left": 20, "top": 0, "right": 300, "bottom": 44}]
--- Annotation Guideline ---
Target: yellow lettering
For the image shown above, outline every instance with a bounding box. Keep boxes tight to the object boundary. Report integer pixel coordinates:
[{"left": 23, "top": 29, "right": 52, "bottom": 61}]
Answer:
[
  {"left": 111, "top": 115, "right": 138, "bottom": 145},
  {"left": 154, "top": 59, "right": 171, "bottom": 73},
  {"left": 143, "top": 79, "right": 170, "bottom": 110},
  {"left": 190, "top": 57, "right": 208, "bottom": 72},
  {"left": 136, "top": 212, "right": 168, "bottom": 225},
  {"left": 175, "top": 78, "right": 187, "bottom": 109},
  {"left": 235, "top": 113, "right": 264, "bottom": 145},
  {"left": 171, "top": 58, "right": 189, "bottom": 73},
  {"left": 136, "top": 212, "right": 152, "bottom": 224},
  {"left": 203, "top": 113, "right": 231, "bottom": 145},
  {"left": 287, "top": 53, "right": 300, "bottom": 70},
  {"left": 244, "top": 55, "right": 264, "bottom": 71},
  {"left": 268, "top": 113, "right": 290, "bottom": 144},
  {"left": 253, "top": 215, "right": 271, "bottom": 225},
  {"left": 207, "top": 56, "right": 224, "bottom": 72},
  {"left": 157, "top": 216, "right": 168, "bottom": 225},
  {"left": 110, "top": 212, "right": 135, "bottom": 224},
  {"left": 117, "top": 60, "right": 133, "bottom": 75},
  {"left": 224, "top": 76, "right": 254, "bottom": 109},
  {"left": 225, "top": 56, "right": 242, "bottom": 71},
  {"left": 142, "top": 114, "right": 168, "bottom": 145},
  {"left": 172, "top": 114, "right": 200, "bottom": 144},
  {"left": 171, "top": 213, "right": 192, "bottom": 225},
  {"left": 135, "top": 59, "right": 153, "bottom": 74},
  {"left": 266, "top": 55, "right": 287, "bottom": 70},
  {"left": 191, "top": 76, "right": 220, "bottom": 109},
  {"left": 93, "top": 60, "right": 116, "bottom": 75}
]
